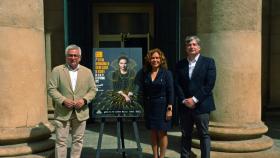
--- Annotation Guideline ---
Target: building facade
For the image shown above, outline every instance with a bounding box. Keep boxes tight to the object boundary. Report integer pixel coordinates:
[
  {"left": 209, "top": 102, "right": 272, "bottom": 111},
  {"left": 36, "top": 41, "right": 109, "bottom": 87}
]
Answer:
[{"left": 0, "top": 0, "right": 280, "bottom": 157}]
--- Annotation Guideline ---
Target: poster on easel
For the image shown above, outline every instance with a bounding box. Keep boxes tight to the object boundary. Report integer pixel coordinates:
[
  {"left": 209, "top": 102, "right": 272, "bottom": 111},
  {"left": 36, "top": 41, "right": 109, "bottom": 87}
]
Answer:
[{"left": 92, "top": 48, "right": 143, "bottom": 117}]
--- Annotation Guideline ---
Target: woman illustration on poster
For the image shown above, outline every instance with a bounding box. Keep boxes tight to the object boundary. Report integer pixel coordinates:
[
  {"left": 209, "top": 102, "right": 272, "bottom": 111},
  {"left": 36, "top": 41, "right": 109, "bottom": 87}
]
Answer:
[{"left": 112, "top": 56, "right": 135, "bottom": 103}]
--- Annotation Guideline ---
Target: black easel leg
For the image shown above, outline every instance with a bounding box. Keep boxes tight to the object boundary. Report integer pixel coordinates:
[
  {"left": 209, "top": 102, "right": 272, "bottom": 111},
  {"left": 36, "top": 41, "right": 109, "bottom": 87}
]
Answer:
[
  {"left": 119, "top": 118, "right": 126, "bottom": 158},
  {"left": 132, "top": 118, "right": 142, "bottom": 158},
  {"left": 96, "top": 117, "right": 105, "bottom": 158},
  {"left": 117, "top": 117, "right": 121, "bottom": 153}
]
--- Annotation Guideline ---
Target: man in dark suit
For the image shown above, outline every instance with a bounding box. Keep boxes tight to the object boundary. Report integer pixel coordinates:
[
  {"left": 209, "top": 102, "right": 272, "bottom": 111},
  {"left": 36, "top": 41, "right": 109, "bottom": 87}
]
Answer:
[{"left": 175, "top": 36, "right": 216, "bottom": 158}]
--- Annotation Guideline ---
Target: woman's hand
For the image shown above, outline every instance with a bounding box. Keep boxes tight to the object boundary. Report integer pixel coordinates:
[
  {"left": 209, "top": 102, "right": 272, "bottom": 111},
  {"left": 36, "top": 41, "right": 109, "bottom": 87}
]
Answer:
[
  {"left": 124, "top": 95, "right": 131, "bottom": 102},
  {"left": 166, "top": 105, "right": 173, "bottom": 120},
  {"left": 118, "top": 91, "right": 131, "bottom": 102},
  {"left": 128, "top": 92, "right": 133, "bottom": 97}
]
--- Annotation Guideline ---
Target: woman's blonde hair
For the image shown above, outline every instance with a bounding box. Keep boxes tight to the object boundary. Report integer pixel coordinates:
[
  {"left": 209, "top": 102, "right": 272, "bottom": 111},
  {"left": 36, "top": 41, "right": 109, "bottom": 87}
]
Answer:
[{"left": 144, "top": 48, "right": 168, "bottom": 71}]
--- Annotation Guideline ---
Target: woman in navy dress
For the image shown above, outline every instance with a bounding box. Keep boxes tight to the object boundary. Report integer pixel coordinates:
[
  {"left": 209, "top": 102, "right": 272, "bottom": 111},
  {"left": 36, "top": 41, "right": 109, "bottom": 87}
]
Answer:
[{"left": 141, "top": 48, "right": 174, "bottom": 158}]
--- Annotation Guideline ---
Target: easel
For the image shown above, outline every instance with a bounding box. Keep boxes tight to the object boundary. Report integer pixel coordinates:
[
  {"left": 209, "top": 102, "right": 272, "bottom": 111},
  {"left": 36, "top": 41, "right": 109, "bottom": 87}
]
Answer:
[{"left": 95, "top": 115, "right": 143, "bottom": 158}]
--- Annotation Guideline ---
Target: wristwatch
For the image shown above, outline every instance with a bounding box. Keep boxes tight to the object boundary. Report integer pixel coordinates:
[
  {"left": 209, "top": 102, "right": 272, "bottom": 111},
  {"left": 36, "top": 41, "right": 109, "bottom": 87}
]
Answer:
[
  {"left": 83, "top": 98, "right": 87, "bottom": 105},
  {"left": 167, "top": 107, "right": 172, "bottom": 111}
]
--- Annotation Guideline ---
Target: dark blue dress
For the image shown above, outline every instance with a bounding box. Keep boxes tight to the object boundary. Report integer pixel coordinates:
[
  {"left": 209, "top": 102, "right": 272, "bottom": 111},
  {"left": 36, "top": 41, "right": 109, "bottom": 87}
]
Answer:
[{"left": 142, "top": 68, "right": 174, "bottom": 131}]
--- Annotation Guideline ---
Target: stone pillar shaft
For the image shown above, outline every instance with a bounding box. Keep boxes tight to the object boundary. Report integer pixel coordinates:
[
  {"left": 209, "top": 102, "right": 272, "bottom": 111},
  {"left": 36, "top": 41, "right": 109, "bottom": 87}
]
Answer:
[
  {"left": 0, "top": 0, "right": 54, "bottom": 157},
  {"left": 193, "top": 0, "right": 276, "bottom": 157}
]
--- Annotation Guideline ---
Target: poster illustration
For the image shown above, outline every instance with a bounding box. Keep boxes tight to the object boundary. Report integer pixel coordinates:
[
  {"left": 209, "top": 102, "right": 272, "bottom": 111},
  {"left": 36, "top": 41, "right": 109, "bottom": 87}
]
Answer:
[{"left": 92, "top": 48, "right": 143, "bottom": 117}]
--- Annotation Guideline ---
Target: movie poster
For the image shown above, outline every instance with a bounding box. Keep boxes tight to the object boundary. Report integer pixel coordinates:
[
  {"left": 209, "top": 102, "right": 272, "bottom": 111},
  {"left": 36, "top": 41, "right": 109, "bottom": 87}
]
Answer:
[{"left": 92, "top": 48, "right": 143, "bottom": 117}]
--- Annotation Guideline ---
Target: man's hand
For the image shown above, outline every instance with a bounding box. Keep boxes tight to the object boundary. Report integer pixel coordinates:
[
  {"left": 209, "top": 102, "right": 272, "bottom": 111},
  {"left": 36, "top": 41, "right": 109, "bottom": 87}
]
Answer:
[
  {"left": 63, "top": 98, "right": 76, "bottom": 109},
  {"left": 183, "top": 98, "right": 196, "bottom": 109},
  {"left": 74, "top": 99, "right": 85, "bottom": 109}
]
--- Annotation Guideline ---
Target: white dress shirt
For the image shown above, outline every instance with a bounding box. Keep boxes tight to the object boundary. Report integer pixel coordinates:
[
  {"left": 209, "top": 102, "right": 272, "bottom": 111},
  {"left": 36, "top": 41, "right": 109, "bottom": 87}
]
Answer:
[
  {"left": 188, "top": 54, "right": 200, "bottom": 79},
  {"left": 186, "top": 54, "right": 200, "bottom": 103},
  {"left": 68, "top": 64, "right": 79, "bottom": 91}
]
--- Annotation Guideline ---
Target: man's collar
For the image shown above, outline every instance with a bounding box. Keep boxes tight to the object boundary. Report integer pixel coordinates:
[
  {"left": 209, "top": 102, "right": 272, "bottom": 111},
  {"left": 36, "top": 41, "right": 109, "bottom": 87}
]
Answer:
[
  {"left": 187, "top": 54, "right": 200, "bottom": 62},
  {"left": 66, "top": 64, "right": 80, "bottom": 71}
]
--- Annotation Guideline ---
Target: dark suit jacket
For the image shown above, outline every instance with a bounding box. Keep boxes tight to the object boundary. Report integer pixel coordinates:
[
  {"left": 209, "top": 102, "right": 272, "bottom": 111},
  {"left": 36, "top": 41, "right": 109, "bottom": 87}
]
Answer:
[{"left": 175, "top": 55, "right": 216, "bottom": 114}]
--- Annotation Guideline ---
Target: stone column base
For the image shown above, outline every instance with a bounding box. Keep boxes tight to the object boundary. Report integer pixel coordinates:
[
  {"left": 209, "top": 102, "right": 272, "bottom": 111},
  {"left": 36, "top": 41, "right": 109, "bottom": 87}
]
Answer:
[
  {"left": 191, "top": 145, "right": 280, "bottom": 158},
  {"left": 193, "top": 135, "right": 273, "bottom": 152},
  {"left": 0, "top": 122, "right": 55, "bottom": 157},
  {"left": 191, "top": 121, "right": 273, "bottom": 152},
  {"left": 15, "top": 149, "right": 54, "bottom": 158},
  {"left": 0, "top": 139, "right": 54, "bottom": 157}
]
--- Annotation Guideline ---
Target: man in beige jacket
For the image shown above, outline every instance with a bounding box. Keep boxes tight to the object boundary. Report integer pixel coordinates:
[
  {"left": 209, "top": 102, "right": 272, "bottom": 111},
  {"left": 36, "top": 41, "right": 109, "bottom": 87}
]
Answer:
[{"left": 48, "top": 44, "right": 96, "bottom": 158}]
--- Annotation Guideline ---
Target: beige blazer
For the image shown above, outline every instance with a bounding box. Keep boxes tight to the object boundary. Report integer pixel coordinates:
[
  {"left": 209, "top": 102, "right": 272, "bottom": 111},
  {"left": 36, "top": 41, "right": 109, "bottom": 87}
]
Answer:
[{"left": 48, "top": 64, "right": 96, "bottom": 121}]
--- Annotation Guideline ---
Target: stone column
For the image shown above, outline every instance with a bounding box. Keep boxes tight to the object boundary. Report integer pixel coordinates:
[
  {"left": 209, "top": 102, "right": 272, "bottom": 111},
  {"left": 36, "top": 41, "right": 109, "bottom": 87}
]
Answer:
[
  {"left": 0, "top": 0, "right": 54, "bottom": 157},
  {"left": 193, "top": 0, "right": 279, "bottom": 157}
]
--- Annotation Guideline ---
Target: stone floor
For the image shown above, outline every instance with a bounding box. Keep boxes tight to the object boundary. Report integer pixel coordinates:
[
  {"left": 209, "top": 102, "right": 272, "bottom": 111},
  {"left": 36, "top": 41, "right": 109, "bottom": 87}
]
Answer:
[
  {"left": 53, "top": 112, "right": 280, "bottom": 158},
  {"left": 80, "top": 118, "right": 182, "bottom": 158}
]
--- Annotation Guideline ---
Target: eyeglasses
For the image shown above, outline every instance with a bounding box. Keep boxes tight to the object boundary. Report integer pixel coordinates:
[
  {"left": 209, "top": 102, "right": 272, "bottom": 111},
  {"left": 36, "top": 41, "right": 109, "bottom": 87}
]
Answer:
[{"left": 67, "top": 54, "right": 80, "bottom": 58}]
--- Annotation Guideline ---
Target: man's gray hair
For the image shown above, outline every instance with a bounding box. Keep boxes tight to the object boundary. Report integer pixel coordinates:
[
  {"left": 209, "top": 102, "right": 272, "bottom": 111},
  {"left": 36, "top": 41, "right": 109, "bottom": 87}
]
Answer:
[
  {"left": 185, "top": 36, "right": 201, "bottom": 46},
  {"left": 65, "top": 44, "right": 82, "bottom": 56}
]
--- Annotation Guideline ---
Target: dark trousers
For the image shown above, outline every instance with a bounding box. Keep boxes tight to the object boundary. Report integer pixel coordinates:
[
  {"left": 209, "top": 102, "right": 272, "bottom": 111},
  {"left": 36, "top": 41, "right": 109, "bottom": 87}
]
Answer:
[{"left": 180, "top": 109, "right": 210, "bottom": 158}]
